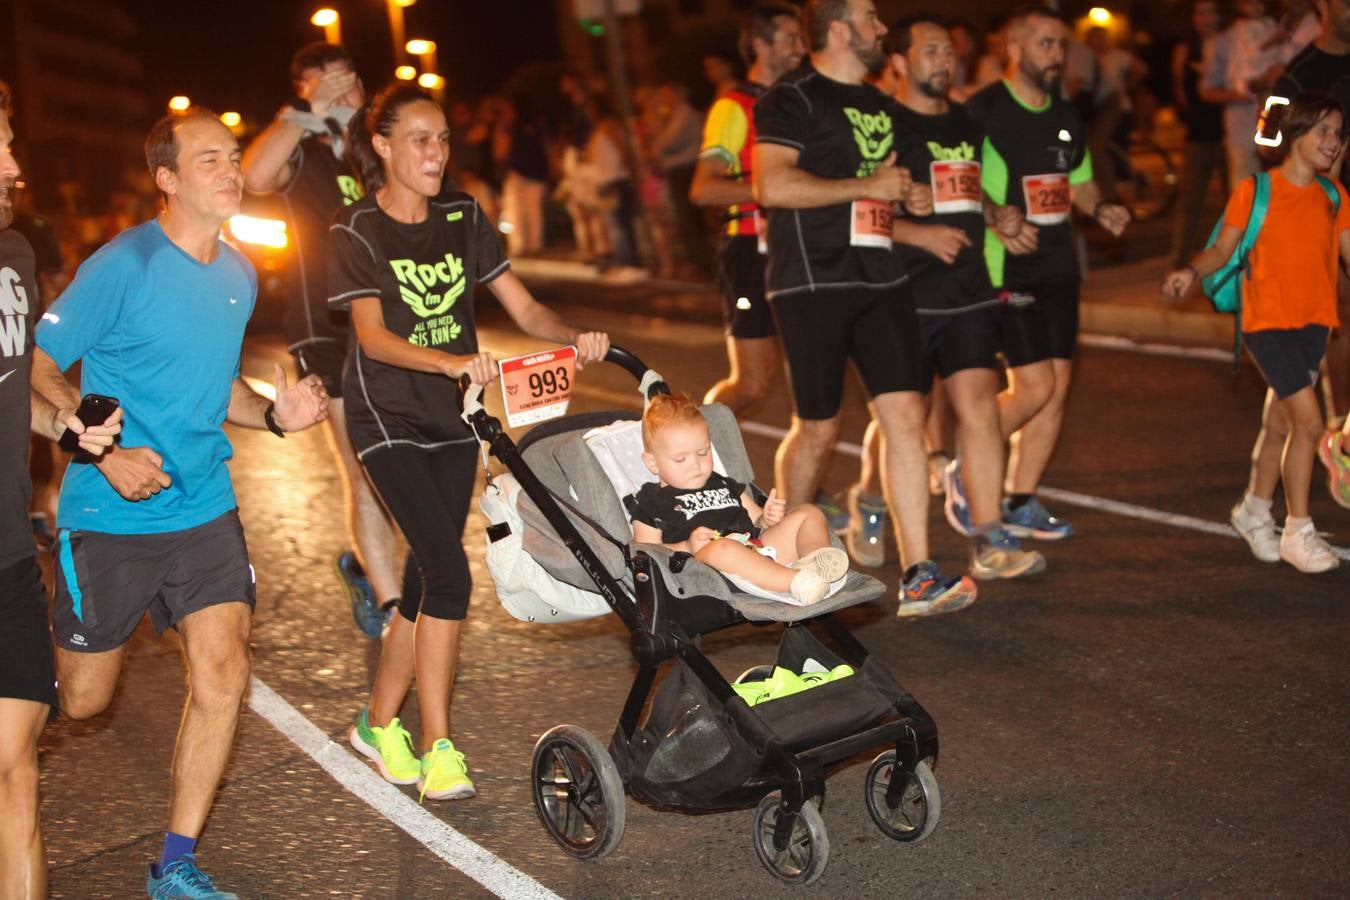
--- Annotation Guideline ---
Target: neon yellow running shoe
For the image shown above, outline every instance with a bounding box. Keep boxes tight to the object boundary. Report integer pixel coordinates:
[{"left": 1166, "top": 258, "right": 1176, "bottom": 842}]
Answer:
[
  {"left": 349, "top": 709, "right": 420, "bottom": 785},
  {"left": 419, "top": 738, "right": 476, "bottom": 802}
]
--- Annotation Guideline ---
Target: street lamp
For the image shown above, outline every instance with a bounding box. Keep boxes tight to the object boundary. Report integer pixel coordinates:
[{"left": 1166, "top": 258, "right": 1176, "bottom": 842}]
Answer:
[
  {"left": 1087, "top": 7, "right": 1113, "bottom": 26},
  {"left": 311, "top": 8, "right": 341, "bottom": 44},
  {"left": 395, "top": 65, "right": 417, "bottom": 81},
  {"left": 406, "top": 39, "right": 439, "bottom": 91},
  {"left": 416, "top": 73, "right": 443, "bottom": 90},
  {"left": 386, "top": 0, "right": 416, "bottom": 65},
  {"left": 168, "top": 95, "right": 191, "bottom": 112},
  {"left": 220, "top": 111, "right": 243, "bottom": 130}
]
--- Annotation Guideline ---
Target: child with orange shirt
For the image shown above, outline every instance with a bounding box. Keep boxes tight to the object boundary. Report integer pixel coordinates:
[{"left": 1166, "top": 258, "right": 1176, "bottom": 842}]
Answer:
[{"left": 1165, "top": 93, "right": 1350, "bottom": 573}]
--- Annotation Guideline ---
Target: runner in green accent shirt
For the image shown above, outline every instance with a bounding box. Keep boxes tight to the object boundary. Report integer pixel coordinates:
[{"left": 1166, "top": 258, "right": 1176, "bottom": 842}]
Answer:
[{"left": 964, "top": 5, "right": 1129, "bottom": 542}]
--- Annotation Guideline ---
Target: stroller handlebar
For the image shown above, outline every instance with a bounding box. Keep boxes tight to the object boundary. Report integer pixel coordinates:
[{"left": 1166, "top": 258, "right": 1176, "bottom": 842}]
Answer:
[{"left": 458, "top": 344, "right": 670, "bottom": 428}]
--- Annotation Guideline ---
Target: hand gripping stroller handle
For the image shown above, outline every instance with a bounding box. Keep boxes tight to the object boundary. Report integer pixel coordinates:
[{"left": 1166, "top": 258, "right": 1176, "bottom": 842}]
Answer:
[
  {"left": 603, "top": 345, "right": 670, "bottom": 402},
  {"left": 458, "top": 374, "right": 486, "bottom": 425}
]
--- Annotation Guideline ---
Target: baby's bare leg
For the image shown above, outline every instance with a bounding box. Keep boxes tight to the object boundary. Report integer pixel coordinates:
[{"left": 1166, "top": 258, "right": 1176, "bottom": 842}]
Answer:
[
  {"left": 695, "top": 539, "right": 796, "bottom": 592},
  {"left": 759, "top": 504, "right": 832, "bottom": 563}
]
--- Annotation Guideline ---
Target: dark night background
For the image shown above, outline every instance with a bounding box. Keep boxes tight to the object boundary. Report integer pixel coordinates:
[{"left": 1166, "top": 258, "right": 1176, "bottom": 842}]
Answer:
[{"left": 121, "top": 1, "right": 563, "bottom": 121}]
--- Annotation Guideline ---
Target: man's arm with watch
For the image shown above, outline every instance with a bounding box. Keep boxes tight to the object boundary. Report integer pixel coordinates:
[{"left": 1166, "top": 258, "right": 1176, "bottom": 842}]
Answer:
[{"left": 227, "top": 365, "right": 331, "bottom": 436}]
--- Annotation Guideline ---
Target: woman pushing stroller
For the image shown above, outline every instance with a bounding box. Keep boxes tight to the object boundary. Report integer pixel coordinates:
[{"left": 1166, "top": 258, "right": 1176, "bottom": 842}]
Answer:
[{"left": 328, "top": 83, "right": 608, "bottom": 799}]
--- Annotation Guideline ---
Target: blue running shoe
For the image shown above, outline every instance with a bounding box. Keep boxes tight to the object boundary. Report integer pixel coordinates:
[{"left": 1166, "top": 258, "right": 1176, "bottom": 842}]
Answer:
[
  {"left": 336, "top": 552, "right": 386, "bottom": 638},
  {"left": 814, "top": 491, "right": 849, "bottom": 535},
  {"left": 147, "top": 854, "right": 238, "bottom": 899},
  {"left": 897, "top": 560, "right": 977, "bottom": 617},
  {"left": 845, "top": 486, "right": 888, "bottom": 568},
  {"left": 1003, "top": 497, "right": 1074, "bottom": 541},
  {"left": 942, "top": 458, "right": 975, "bottom": 537}
]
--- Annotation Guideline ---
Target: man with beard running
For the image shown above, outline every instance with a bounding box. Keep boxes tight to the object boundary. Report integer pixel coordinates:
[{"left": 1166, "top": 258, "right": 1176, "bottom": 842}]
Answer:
[
  {"left": 693, "top": 3, "right": 804, "bottom": 415},
  {"left": 242, "top": 43, "right": 399, "bottom": 636},
  {"left": 961, "top": 5, "right": 1129, "bottom": 542},
  {"left": 754, "top": 0, "right": 977, "bottom": 616},
  {"left": 880, "top": 13, "right": 1047, "bottom": 580}
]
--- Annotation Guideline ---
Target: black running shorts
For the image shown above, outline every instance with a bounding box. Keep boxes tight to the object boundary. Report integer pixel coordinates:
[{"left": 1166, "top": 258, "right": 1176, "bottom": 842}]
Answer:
[
  {"left": 717, "top": 235, "right": 774, "bottom": 339},
  {"left": 1000, "top": 280, "right": 1081, "bottom": 367},
  {"left": 919, "top": 307, "right": 1002, "bottom": 393},
  {"left": 770, "top": 283, "right": 924, "bottom": 420},
  {"left": 0, "top": 556, "right": 58, "bottom": 711},
  {"left": 1243, "top": 324, "right": 1330, "bottom": 399},
  {"left": 52, "top": 510, "right": 256, "bottom": 653},
  {"left": 292, "top": 338, "right": 346, "bottom": 399}
]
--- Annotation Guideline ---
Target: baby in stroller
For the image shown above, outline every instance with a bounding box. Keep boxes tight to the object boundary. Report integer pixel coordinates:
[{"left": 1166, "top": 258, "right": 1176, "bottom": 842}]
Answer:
[{"left": 625, "top": 395, "right": 848, "bottom": 605}]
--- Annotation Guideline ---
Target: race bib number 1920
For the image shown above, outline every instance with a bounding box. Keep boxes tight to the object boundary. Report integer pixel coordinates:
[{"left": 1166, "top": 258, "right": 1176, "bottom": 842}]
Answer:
[
  {"left": 850, "top": 199, "right": 893, "bottom": 248},
  {"left": 1022, "top": 173, "right": 1071, "bottom": 225},
  {"left": 930, "top": 160, "right": 982, "bottom": 214},
  {"left": 498, "top": 346, "right": 577, "bottom": 428}
]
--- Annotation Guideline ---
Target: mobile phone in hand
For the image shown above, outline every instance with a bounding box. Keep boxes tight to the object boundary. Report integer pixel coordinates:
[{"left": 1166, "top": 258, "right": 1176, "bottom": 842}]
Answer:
[{"left": 58, "top": 394, "right": 120, "bottom": 454}]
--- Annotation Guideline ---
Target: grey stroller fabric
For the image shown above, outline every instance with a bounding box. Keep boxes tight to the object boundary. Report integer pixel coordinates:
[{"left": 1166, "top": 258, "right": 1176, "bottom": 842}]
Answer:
[{"left": 514, "top": 403, "right": 885, "bottom": 623}]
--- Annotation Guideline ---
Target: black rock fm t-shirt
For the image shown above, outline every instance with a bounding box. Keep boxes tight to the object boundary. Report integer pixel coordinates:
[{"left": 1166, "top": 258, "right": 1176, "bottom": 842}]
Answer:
[
  {"left": 754, "top": 61, "right": 908, "bottom": 298},
  {"left": 281, "top": 135, "right": 364, "bottom": 349},
  {"left": 967, "top": 80, "right": 1091, "bottom": 290},
  {"left": 892, "top": 102, "right": 1000, "bottom": 314},
  {"left": 0, "top": 229, "right": 38, "bottom": 568},
  {"left": 327, "top": 192, "right": 508, "bottom": 457},
  {"left": 625, "top": 472, "right": 757, "bottom": 544}
]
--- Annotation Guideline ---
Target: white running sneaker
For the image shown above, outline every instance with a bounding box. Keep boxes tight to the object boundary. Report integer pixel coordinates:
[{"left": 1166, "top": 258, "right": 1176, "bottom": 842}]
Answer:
[
  {"left": 1230, "top": 502, "right": 1280, "bottom": 563},
  {"left": 1279, "top": 521, "right": 1340, "bottom": 573}
]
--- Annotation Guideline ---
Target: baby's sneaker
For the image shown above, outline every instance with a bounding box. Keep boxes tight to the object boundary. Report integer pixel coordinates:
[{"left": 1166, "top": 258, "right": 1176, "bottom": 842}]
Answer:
[
  {"left": 790, "top": 547, "right": 849, "bottom": 583},
  {"left": 789, "top": 569, "right": 829, "bottom": 605}
]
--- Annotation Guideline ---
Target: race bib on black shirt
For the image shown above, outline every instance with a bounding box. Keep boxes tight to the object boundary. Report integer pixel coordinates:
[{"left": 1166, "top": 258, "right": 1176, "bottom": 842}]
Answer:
[
  {"left": 754, "top": 61, "right": 908, "bottom": 297},
  {"left": 892, "top": 103, "right": 998, "bottom": 314},
  {"left": 327, "top": 193, "right": 508, "bottom": 456},
  {"left": 967, "top": 80, "right": 1090, "bottom": 289}
]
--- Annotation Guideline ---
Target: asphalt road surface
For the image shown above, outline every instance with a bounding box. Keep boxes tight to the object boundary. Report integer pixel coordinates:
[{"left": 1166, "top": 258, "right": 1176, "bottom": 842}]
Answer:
[{"left": 37, "top": 279, "right": 1350, "bottom": 898}]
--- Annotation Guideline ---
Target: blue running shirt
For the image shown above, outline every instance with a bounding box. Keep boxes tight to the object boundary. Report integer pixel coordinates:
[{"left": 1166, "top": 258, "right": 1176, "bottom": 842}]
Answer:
[{"left": 36, "top": 220, "right": 257, "bottom": 534}]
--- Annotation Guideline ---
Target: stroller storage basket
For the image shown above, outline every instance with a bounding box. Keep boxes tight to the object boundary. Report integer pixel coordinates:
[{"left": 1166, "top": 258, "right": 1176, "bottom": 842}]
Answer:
[{"left": 614, "top": 625, "right": 909, "bottom": 811}]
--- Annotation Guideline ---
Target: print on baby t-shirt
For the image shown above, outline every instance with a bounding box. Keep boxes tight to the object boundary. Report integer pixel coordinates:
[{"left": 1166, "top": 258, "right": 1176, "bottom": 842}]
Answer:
[
  {"left": 672, "top": 483, "right": 741, "bottom": 521},
  {"left": 389, "top": 250, "right": 466, "bottom": 347}
]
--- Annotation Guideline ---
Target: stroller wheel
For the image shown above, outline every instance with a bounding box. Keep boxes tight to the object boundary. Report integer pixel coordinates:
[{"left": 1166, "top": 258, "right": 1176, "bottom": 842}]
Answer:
[
  {"left": 751, "top": 793, "right": 830, "bottom": 885},
  {"left": 531, "top": 724, "right": 626, "bottom": 860},
  {"left": 863, "top": 753, "right": 941, "bottom": 843}
]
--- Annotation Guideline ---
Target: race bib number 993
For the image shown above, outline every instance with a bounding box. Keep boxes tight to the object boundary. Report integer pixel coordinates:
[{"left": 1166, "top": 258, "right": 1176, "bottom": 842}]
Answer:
[{"left": 498, "top": 346, "right": 577, "bottom": 428}]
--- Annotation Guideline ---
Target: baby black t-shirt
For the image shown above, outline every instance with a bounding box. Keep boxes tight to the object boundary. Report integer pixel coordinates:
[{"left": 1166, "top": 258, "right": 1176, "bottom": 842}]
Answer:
[
  {"left": 327, "top": 192, "right": 508, "bottom": 457},
  {"left": 624, "top": 472, "right": 757, "bottom": 543}
]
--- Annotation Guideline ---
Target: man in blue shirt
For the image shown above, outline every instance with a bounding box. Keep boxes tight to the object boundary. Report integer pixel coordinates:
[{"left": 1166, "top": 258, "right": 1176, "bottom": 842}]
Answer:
[{"left": 31, "top": 108, "right": 328, "bottom": 898}]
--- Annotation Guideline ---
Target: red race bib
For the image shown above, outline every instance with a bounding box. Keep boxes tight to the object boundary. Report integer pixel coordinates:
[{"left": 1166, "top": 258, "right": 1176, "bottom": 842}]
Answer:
[
  {"left": 498, "top": 346, "right": 577, "bottom": 428},
  {"left": 930, "top": 160, "right": 982, "bottom": 214},
  {"left": 1022, "top": 173, "right": 1071, "bottom": 225},
  {"left": 850, "top": 199, "right": 894, "bottom": 248}
]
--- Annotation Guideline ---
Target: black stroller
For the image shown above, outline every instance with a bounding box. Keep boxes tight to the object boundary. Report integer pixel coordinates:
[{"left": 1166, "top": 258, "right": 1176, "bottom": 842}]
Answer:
[{"left": 463, "top": 347, "right": 941, "bottom": 885}]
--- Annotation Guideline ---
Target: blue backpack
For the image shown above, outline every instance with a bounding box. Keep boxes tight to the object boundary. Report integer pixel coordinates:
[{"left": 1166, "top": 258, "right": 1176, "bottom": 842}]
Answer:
[{"left": 1201, "top": 171, "right": 1340, "bottom": 367}]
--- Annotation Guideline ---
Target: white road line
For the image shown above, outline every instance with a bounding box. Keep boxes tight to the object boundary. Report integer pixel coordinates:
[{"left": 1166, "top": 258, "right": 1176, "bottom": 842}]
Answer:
[
  {"left": 1077, "top": 332, "right": 1234, "bottom": 363},
  {"left": 736, "top": 419, "right": 1350, "bottom": 562},
  {"left": 247, "top": 679, "right": 563, "bottom": 900}
]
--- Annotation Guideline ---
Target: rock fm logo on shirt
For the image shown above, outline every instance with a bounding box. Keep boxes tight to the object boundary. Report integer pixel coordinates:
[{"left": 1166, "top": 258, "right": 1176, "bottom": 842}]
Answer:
[
  {"left": 389, "top": 253, "right": 466, "bottom": 347},
  {"left": 844, "top": 107, "right": 894, "bottom": 177}
]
